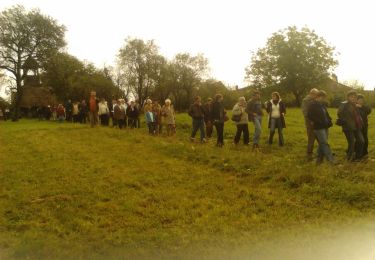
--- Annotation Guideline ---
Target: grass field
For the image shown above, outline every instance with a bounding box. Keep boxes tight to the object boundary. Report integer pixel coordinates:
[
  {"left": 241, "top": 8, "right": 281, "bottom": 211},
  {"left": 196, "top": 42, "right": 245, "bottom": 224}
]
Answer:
[{"left": 1, "top": 108, "right": 375, "bottom": 259}]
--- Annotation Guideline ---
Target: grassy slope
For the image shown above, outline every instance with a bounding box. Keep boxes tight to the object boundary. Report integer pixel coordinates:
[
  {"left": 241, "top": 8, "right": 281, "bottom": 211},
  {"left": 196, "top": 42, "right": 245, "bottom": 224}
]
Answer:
[{"left": 0, "top": 108, "right": 375, "bottom": 259}]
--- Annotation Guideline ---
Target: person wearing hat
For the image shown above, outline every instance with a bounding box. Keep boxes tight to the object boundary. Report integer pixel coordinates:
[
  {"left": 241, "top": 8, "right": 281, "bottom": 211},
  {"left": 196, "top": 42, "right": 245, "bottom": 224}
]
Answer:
[
  {"left": 232, "top": 96, "right": 249, "bottom": 145},
  {"left": 301, "top": 88, "right": 319, "bottom": 159},
  {"left": 307, "top": 90, "right": 335, "bottom": 164},
  {"left": 161, "top": 99, "right": 176, "bottom": 136}
]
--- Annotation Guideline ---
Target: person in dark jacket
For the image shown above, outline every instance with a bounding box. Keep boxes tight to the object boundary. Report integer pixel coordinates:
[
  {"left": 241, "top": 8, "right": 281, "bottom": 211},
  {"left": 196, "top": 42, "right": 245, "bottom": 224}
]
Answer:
[
  {"left": 246, "top": 91, "right": 263, "bottom": 149},
  {"left": 114, "top": 99, "right": 125, "bottom": 129},
  {"left": 211, "top": 94, "right": 226, "bottom": 147},
  {"left": 307, "top": 90, "right": 335, "bottom": 164},
  {"left": 126, "top": 101, "right": 139, "bottom": 129},
  {"left": 188, "top": 96, "right": 206, "bottom": 143},
  {"left": 203, "top": 98, "right": 213, "bottom": 139},
  {"left": 79, "top": 100, "right": 88, "bottom": 124},
  {"left": 337, "top": 91, "right": 364, "bottom": 161},
  {"left": 356, "top": 94, "right": 371, "bottom": 157},
  {"left": 265, "top": 92, "right": 286, "bottom": 146},
  {"left": 64, "top": 99, "right": 73, "bottom": 122},
  {"left": 301, "top": 88, "right": 319, "bottom": 159}
]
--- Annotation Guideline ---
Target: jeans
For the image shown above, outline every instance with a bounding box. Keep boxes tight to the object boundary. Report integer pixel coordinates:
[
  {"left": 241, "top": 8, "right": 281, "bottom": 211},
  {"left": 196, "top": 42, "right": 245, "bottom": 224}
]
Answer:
[
  {"left": 234, "top": 124, "right": 249, "bottom": 144},
  {"left": 117, "top": 119, "right": 125, "bottom": 129},
  {"left": 253, "top": 115, "right": 262, "bottom": 144},
  {"left": 344, "top": 129, "right": 364, "bottom": 160},
  {"left": 191, "top": 118, "right": 205, "bottom": 141},
  {"left": 214, "top": 122, "right": 224, "bottom": 145},
  {"left": 314, "top": 128, "right": 334, "bottom": 163},
  {"left": 89, "top": 111, "right": 98, "bottom": 127},
  {"left": 148, "top": 122, "right": 156, "bottom": 135},
  {"left": 269, "top": 118, "right": 284, "bottom": 146},
  {"left": 205, "top": 120, "right": 213, "bottom": 138}
]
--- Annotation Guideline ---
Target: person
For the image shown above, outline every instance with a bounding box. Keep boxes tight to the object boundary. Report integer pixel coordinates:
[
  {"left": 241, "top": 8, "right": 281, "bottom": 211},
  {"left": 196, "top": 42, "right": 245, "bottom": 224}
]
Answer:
[
  {"left": 111, "top": 98, "right": 117, "bottom": 127},
  {"left": 356, "top": 94, "right": 372, "bottom": 157},
  {"left": 98, "top": 98, "right": 109, "bottom": 126},
  {"left": 301, "top": 88, "right": 319, "bottom": 159},
  {"left": 127, "top": 101, "right": 139, "bottom": 128},
  {"left": 51, "top": 105, "right": 57, "bottom": 121},
  {"left": 114, "top": 99, "right": 125, "bottom": 129},
  {"left": 337, "top": 91, "right": 365, "bottom": 161},
  {"left": 79, "top": 100, "right": 88, "bottom": 124},
  {"left": 246, "top": 91, "right": 263, "bottom": 149},
  {"left": 265, "top": 92, "right": 286, "bottom": 146},
  {"left": 56, "top": 104, "right": 66, "bottom": 123},
  {"left": 145, "top": 106, "right": 156, "bottom": 135},
  {"left": 211, "top": 94, "right": 226, "bottom": 147},
  {"left": 72, "top": 102, "right": 79, "bottom": 123},
  {"left": 161, "top": 99, "right": 176, "bottom": 136},
  {"left": 153, "top": 101, "right": 162, "bottom": 135},
  {"left": 135, "top": 99, "right": 141, "bottom": 128},
  {"left": 203, "top": 98, "right": 213, "bottom": 139},
  {"left": 64, "top": 99, "right": 73, "bottom": 122},
  {"left": 89, "top": 91, "right": 99, "bottom": 127},
  {"left": 120, "top": 99, "right": 128, "bottom": 128},
  {"left": 307, "top": 90, "right": 335, "bottom": 164},
  {"left": 232, "top": 97, "right": 249, "bottom": 145},
  {"left": 188, "top": 96, "right": 206, "bottom": 143},
  {"left": 4, "top": 108, "right": 10, "bottom": 121}
]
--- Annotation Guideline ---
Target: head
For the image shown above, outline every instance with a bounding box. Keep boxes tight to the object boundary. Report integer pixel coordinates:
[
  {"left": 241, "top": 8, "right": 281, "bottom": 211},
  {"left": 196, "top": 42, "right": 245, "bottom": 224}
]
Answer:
[
  {"left": 165, "top": 99, "right": 171, "bottom": 106},
  {"left": 82, "top": 100, "right": 86, "bottom": 104},
  {"left": 194, "top": 96, "right": 201, "bottom": 104},
  {"left": 90, "top": 91, "right": 96, "bottom": 97},
  {"left": 238, "top": 96, "right": 246, "bottom": 105},
  {"left": 252, "top": 90, "right": 261, "bottom": 100},
  {"left": 206, "top": 97, "right": 213, "bottom": 104},
  {"left": 309, "top": 88, "right": 319, "bottom": 98},
  {"left": 130, "top": 101, "right": 135, "bottom": 107},
  {"left": 146, "top": 99, "right": 152, "bottom": 104},
  {"left": 347, "top": 90, "right": 358, "bottom": 104},
  {"left": 214, "top": 94, "right": 223, "bottom": 103},
  {"left": 154, "top": 100, "right": 159, "bottom": 105},
  {"left": 100, "top": 98, "right": 105, "bottom": 102},
  {"left": 357, "top": 94, "right": 365, "bottom": 105},
  {"left": 271, "top": 92, "right": 280, "bottom": 101},
  {"left": 117, "top": 99, "right": 121, "bottom": 105},
  {"left": 315, "top": 90, "right": 327, "bottom": 102}
]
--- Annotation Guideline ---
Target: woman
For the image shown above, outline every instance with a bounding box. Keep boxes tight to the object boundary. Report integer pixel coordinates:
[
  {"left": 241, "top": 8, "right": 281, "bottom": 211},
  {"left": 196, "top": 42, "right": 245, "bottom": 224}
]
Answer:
[
  {"left": 265, "top": 92, "right": 286, "bottom": 146},
  {"left": 56, "top": 104, "right": 66, "bottom": 123},
  {"left": 211, "top": 94, "right": 226, "bottom": 147},
  {"left": 232, "top": 97, "right": 249, "bottom": 145},
  {"left": 161, "top": 99, "right": 176, "bottom": 136},
  {"left": 98, "top": 98, "right": 109, "bottom": 126},
  {"left": 114, "top": 99, "right": 125, "bottom": 129}
]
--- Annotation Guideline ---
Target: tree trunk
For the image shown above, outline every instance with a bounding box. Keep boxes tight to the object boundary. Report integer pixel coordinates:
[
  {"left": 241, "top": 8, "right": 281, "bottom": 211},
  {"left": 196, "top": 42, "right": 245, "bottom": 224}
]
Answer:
[{"left": 12, "top": 77, "right": 22, "bottom": 121}]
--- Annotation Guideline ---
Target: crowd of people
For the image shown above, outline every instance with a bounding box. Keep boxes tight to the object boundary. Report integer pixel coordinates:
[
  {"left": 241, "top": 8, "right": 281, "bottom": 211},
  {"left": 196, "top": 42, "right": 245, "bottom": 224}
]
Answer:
[{"left": 1, "top": 89, "right": 371, "bottom": 165}]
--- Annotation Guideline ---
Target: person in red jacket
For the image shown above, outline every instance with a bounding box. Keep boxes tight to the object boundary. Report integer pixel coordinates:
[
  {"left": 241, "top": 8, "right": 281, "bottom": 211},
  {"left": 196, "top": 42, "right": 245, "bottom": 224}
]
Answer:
[{"left": 89, "top": 91, "right": 98, "bottom": 128}]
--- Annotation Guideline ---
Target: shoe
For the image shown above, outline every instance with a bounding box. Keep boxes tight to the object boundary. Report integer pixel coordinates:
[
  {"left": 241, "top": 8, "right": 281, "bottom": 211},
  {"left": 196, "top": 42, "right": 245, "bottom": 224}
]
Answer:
[{"left": 201, "top": 138, "right": 207, "bottom": 143}]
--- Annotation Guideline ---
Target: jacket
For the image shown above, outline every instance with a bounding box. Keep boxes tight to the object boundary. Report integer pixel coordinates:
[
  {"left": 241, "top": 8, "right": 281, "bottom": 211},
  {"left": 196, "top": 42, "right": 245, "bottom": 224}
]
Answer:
[
  {"left": 113, "top": 104, "right": 125, "bottom": 120},
  {"left": 265, "top": 100, "right": 286, "bottom": 128},
  {"left": 188, "top": 103, "right": 205, "bottom": 119},
  {"left": 203, "top": 102, "right": 213, "bottom": 122},
  {"left": 126, "top": 106, "right": 139, "bottom": 119},
  {"left": 211, "top": 101, "right": 225, "bottom": 123},
  {"left": 161, "top": 105, "right": 175, "bottom": 125},
  {"left": 301, "top": 95, "right": 315, "bottom": 118},
  {"left": 337, "top": 101, "right": 363, "bottom": 131},
  {"left": 232, "top": 103, "right": 248, "bottom": 125},
  {"left": 357, "top": 105, "right": 371, "bottom": 127},
  {"left": 246, "top": 99, "right": 263, "bottom": 121},
  {"left": 307, "top": 101, "right": 332, "bottom": 130}
]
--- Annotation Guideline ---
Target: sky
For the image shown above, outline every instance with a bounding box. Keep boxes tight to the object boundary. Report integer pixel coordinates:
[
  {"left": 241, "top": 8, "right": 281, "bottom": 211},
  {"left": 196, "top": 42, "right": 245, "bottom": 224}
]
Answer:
[{"left": 1, "top": 0, "right": 375, "bottom": 97}]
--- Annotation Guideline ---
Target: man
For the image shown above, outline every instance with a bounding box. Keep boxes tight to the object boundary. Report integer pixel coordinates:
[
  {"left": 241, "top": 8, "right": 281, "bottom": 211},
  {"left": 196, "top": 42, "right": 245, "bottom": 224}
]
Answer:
[
  {"left": 301, "top": 88, "right": 319, "bottom": 159},
  {"left": 188, "top": 96, "right": 206, "bottom": 143},
  {"left": 337, "top": 91, "right": 364, "bottom": 161},
  {"left": 203, "top": 98, "right": 213, "bottom": 139},
  {"left": 64, "top": 99, "right": 73, "bottom": 122},
  {"left": 89, "top": 91, "right": 98, "bottom": 128},
  {"left": 246, "top": 91, "right": 263, "bottom": 149},
  {"left": 356, "top": 94, "right": 371, "bottom": 157},
  {"left": 127, "top": 101, "right": 139, "bottom": 128},
  {"left": 307, "top": 90, "right": 335, "bottom": 164},
  {"left": 114, "top": 99, "right": 125, "bottom": 129}
]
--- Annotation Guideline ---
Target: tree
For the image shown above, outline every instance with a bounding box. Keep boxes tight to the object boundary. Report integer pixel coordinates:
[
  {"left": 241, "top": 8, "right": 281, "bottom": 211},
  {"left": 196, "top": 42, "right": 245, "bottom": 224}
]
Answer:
[
  {"left": 245, "top": 26, "right": 338, "bottom": 106},
  {"left": 170, "top": 53, "right": 209, "bottom": 110},
  {"left": 117, "top": 38, "right": 160, "bottom": 105},
  {"left": 0, "top": 5, "right": 66, "bottom": 120}
]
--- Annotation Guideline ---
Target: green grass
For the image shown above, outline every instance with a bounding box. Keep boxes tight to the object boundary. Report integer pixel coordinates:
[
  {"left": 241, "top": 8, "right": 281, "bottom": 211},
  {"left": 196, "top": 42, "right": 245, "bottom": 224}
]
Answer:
[{"left": 0, "top": 108, "right": 375, "bottom": 259}]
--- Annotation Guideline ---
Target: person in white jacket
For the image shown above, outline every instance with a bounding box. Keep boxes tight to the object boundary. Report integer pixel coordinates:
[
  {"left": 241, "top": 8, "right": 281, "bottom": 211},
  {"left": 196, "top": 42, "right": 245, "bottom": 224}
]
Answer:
[{"left": 98, "top": 98, "right": 109, "bottom": 126}]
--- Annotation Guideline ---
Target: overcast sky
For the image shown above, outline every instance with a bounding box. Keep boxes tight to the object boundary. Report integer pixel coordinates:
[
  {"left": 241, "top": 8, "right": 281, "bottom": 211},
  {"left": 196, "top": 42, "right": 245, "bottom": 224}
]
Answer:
[{"left": 1, "top": 0, "right": 375, "bottom": 94}]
